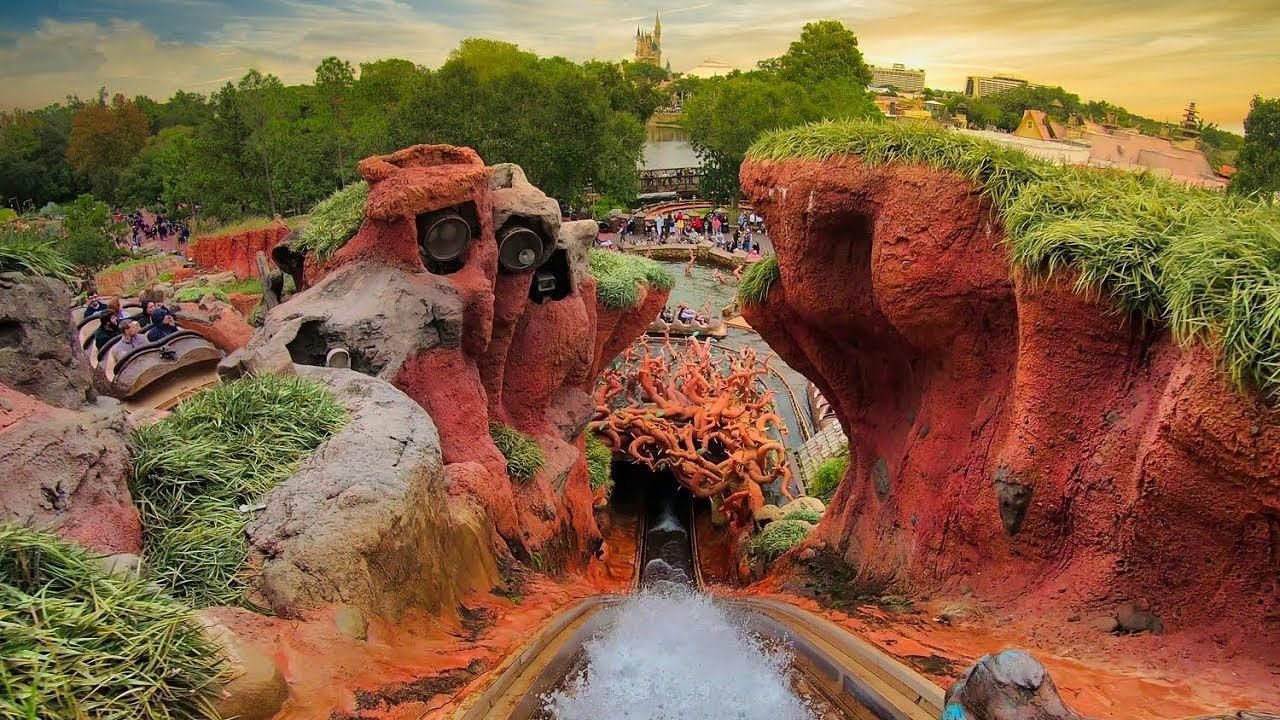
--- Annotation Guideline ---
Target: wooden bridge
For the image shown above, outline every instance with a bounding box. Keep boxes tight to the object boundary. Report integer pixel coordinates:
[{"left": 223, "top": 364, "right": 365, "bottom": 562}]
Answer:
[{"left": 638, "top": 167, "right": 702, "bottom": 197}]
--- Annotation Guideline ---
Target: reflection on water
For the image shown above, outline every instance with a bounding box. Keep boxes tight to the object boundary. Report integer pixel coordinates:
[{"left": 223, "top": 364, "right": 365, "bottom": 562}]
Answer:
[
  {"left": 644, "top": 123, "right": 698, "bottom": 170},
  {"left": 542, "top": 586, "right": 815, "bottom": 720}
]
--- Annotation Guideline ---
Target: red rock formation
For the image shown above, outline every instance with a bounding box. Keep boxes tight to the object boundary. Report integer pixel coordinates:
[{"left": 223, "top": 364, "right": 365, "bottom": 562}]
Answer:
[
  {"left": 191, "top": 224, "right": 290, "bottom": 279},
  {"left": 228, "top": 147, "right": 665, "bottom": 568},
  {"left": 176, "top": 301, "right": 254, "bottom": 352},
  {"left": 740, "top": 157, "right": 1280, "bottom": 646},
  {"left": 94, "top": 256, "right": 183, "bottom": 296},
  {"left": 227, "top": 292, "right": 261, "bottom": 319}
]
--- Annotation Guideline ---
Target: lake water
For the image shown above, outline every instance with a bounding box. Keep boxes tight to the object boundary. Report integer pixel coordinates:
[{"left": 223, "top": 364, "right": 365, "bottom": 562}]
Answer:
[{"left": 643, "top": 123, "right": 698, "bottom": 170}]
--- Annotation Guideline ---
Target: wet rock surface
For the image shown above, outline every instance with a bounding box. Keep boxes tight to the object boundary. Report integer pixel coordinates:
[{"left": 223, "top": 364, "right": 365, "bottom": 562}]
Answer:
[
  {"left": 945, "top": 649, "right": 1088, "bottom": 720},
  {"left": 0, "top": 273, "right": 94, "bottom": 408}
]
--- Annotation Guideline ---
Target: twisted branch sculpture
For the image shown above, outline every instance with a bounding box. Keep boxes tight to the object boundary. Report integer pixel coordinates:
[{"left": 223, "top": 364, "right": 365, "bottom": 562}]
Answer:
[{"left": 591, "top": 337, "right": 791, "bottom": 526}]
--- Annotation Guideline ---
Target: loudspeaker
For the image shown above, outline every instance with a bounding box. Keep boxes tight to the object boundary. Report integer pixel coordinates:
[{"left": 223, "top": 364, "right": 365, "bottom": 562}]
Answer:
[
  {"left": 418, "top": 213, "right": 471, "bottom": 263},
  {"left": 497, "top": 225, "right": 547, "bottom": 273}
]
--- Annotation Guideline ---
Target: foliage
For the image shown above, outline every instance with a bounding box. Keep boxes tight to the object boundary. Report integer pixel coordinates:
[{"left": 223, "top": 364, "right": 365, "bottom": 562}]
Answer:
[
  {"left": 130, "top": 375, "right": 349, "bottom": 607},
  {"left": 786, "top": 507, "right": 825, "bottom": 524},
  {"left": 808, "top": 451, "right": 849, "bottom": 500},
  {"left": 738, "top": 255, "right": 780, "bottom": 305},
  {"left": 297, "top": 181, "right": 368, "bottom": 260},
  {"left": 0, "top": 103, "right": 86, "bottom": 211},
  {"left": 1231, "top": 95, "right": 1280, "bottom": 201},
  {"left": 0, "top": 524, "right": 227, "bottom": 719},
  {"left": 67, "top": 91, "right": 150, "bottom": 200},
  {"left": 61, "top": 194, "right": 125, "bottom": 269},
  {"left": 99, "top": 253, "right": 167, "bottom": 275},
  {"left": 247, "top": 301, "right": 265, "bottom": 327},
  {"left": 585, "top": 433, "right": 613, "bottom": 492},
  {"left": 762, "top": 20, "right": 872, "bottom": 88},
  {"left": 174, "top": 286, "right": 230, "bottom": 303},
  {"left": 0, "top": 208, "right": 16, "bottom": 224},
  {"left": 749, "top": 518, "right": 813, "bottom": 564},
  {"left": 749, "top": 119, "right": 1280, "bottom": 399},
  {"left": 0, "top": 226, "right": 77, "bottom": 282},
  {"left": 489, "top": 422, "right": 545, "bottom": 483},
  {"left": 587, "top": 249, "right": 675, "bottom": 309}
]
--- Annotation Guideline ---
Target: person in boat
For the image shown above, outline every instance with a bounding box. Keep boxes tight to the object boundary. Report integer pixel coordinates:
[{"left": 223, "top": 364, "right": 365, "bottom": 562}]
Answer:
[
  {"left": 110, "top": 320, "right": 148, "bottom": 362},
  {"left": 84, "top": 289, "right": 108, "bottom": 317},
  {"left": 146, "top": 310, "right": 180, "bottom": 342},
  {"left": 676, "top": 303, "right": 696, "bottom": 324},
  {"left": 660, "top": 305, "right": 675, "bottom": 323},
  {"left": 93, "top": 313, "right": 121, "bottom": 349},
  {"left": 107, "top": 296, "right": 128, "bottom": 322}
]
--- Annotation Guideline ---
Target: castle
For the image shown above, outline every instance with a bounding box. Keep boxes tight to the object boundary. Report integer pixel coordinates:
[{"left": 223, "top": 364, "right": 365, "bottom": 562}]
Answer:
[{"left": 635, "top": 12, "right": 661, "bottom": 66}]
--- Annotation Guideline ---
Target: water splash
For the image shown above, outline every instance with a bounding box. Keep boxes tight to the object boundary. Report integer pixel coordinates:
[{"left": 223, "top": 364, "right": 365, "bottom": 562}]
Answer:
[{"left": 543, "top": 586, "right": 814, "bottom": 720}]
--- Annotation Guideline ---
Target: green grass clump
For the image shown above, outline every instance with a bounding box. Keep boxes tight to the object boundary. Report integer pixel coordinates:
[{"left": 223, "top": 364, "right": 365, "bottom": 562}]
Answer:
[
  {"left": 749, "top": 518, "right": 813, "bottom": 564},
  {"left": 297, "top": 182, "right": 369, "bottom": 261},
  {"left": 0, "top": 227, "right": 76, "bottom": 282},
  {"left": 99, "top": 253, "right": 168, "bottom": 275},
  {"left": 0, "top": 208, "right": 17, "bottom": 224},
  {"left": 748, "top": 119, "right": 1280, "bottom": 400},
  {"left": 588, "top": 249, "right": 676, "bottom": 309},
  {"left": 130, "top": 375, "right": 349, "bottom": 607},
  {"left": 585, "top": 433, "right": 613, "bottom": 492},
  {"left": 174, "top": 286, "right": 230, "bottom": 304},
  {"left": 489, "top": 422, "right": 546, "bottom": 483},
  {"left": 0, "top": 525, "right": 227, "bottom": 718},
  {"left": 808, "top": 450, "right": 849, "bottom": 501},
  {"left": 738, "top": 254, "right": 780, "bottom": 306},
  {"left": 785, "top": 507, "right": 824, "bottom": 524},
  {"left": 217, "top": 277, "right": 264, "bottom": 296}
]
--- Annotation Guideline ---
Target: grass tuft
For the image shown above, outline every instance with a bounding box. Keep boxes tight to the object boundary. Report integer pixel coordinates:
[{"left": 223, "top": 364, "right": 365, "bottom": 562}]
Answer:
[
  {"left": 174, "top": 286, "right": 230, "bottom": 304},
  {"left": 489, "top": 422, "right": 546, "bottom": 483},
  {"left": 749, "top": 517, "right": 813, "bottom": 564},
  {"left": 748, "top": 119, "right": 1280, "bottom": 400},
  {"left": 785, "top": 507, "right": 825, "bottom": 524},
  {"left": 588, "top": 249, "right": 676, "bottom": 309},
  {"left": 296, "top": 182, "right": 369, "bottom": 261},
  {"left": 0, "top": 525, "right": 228, "bottom": 718},
  {"left": 130, "top": 375, "right": 349, "bottom": 607},
  {"left": 0, "top": 227, "right": 77, "bottom": 282},
  {"left": 585, "top": 433, "right": 613, "bottom": 492},
  {"left": 808, "top": 449, "right": 849, "bottom": 501},
  {"left": 738, "top": 254, "right": 780, "bottom": 306}
]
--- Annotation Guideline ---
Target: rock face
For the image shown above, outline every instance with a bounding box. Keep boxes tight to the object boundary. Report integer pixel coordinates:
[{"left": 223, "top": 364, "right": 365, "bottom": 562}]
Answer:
[
  {"left": 740, "top": 157, "right": 1280, "bottom": 641},
  {"left": 226, "top": 145, "right": 664, "bottom": 568},
  {"left": 246, "top": 366, "right": 501, "bottom": 619},
  {"left": 175, "top": 301, "right": 254, "bottom": 353},
  {"left": 0, "top": 272, "right": 94, "bottom": 409},
  {"left": 198, "top": 610, "right": 289, "bottom": 720},
  {"left": 0, "top": 384, "right": 141, "bottom": 554},
  {"left": 94, "top": 256, "right": 183, "bottom": 296},
  {"left": 191, "top": 224, "right": 291, "bottom": 280}
]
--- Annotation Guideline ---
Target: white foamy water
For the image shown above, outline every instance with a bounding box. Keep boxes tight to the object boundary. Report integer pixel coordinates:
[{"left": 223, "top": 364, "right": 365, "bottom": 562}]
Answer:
[{"left": 543, "top": 586, "right": 815, "bottom": 720}]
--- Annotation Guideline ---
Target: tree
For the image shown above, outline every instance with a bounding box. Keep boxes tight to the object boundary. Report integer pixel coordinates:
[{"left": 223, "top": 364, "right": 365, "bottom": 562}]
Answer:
[
  {"left": 316, "top": 57, "right": 356, "bottom": 180},
  {"left": 767, "top": 20, "right": 872, "bottom": 89},
  {"left": 1231, "top": 95, "right": 1280, "bottom": 201},
  {"left": 66, "top": 91, "right": 150, "bottom": 201}
]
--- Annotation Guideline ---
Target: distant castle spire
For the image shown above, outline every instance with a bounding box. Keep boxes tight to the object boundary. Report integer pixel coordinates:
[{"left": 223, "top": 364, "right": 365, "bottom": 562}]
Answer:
[{"left": 634, "top": 10, "right": 662, "bottom": 66}]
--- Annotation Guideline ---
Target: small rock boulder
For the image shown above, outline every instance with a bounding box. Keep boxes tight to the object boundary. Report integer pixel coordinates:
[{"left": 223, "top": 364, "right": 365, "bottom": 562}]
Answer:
[
  {"left": 1115, "top": 602, "right": 1164, "bottom": 635},
  {"left": 781, "top": 496, "right": 825, "bottom": 517},
  {"left": 0, "top": 273, "right": 95, "bottom": 409},
  {"left": 945, "top": 649, "right": 1089, "bottom": 720},
  {"left": 754, "top": 504, "right": 783, "bottom": 524},
  {"left": 198, "top": 612, "right": 288, "bottom": 720}
]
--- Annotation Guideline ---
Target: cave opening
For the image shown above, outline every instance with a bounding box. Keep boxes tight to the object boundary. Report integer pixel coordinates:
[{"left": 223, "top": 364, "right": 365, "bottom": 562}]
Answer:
[
  {"left": 285, "top": 320, "right": 382, "bottom": 376},
  {"left": 528, "top": 248, "right": 572, "bottom": 304}
]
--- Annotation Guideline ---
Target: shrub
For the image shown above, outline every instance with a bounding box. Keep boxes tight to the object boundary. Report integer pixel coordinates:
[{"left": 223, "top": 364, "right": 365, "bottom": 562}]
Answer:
[
  {"left": 0, "top": 227, "right": 76, "bottom": 282},
  {"left": 61, "top": 194, "right": 125, "bottom": 270},
  {"left": 0, "top": 208, "right": 16, "bottom": 224},
  {"left": 0, "top": 525, "right": 227, "bottom": 718},
  {"left": 808, "top": 451, "right": 849, "bottom": 500},
  {"left": 749, "top": 518, "right": 813, "bottom": 564},
  {"left": 174, "top": 286, "right": 230, "bottom": 304},
  {"left": 297, "top": 182, "right": 369, "bottom": 260},
  {"left": 489, "top": 422, "right": 546, "bottom": 483},
  {"left": 130, "top": 375, "right": 349, "bottom": 607},
  {"left": 588, "top": 249, "right": 675, "bottom": 309},
  {"left": 247, "top": 301, "right": 265, "bottom": 327},
  {"left": 748, "top": 119, "right": 1280, "bottom": 400},
  {"left": 738, "top": 254, "right": 780, "bottom": 305},
  {"left": 585, "top": 433, "right": 613, "bottom": 492}
]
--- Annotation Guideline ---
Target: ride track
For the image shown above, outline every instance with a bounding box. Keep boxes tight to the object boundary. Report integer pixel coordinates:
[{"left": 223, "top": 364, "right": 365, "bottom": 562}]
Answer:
[{"left": 448, "top": 487, "right": 945, "bottom": 720}]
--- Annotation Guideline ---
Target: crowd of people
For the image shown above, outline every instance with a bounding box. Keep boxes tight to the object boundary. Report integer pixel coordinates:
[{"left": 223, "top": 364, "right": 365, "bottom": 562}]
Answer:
[
  {"left": 85, "top": 287, "right": 184, "bottom": 363},
  {"left": 617, "top": 209, "right": 767, "bottom": 256},
  {"left": 116, "top": 210, "right": 191, "bottom": 253}
]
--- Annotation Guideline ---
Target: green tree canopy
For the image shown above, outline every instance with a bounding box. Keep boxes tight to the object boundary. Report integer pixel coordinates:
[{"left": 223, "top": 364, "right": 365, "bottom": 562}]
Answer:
[
  {"left": 1231, "top": 95, "right": 1280, "bottom": 201},
  {"left": 764, "top": 20, "right": 872, "bottom": 89},
  {"left": 67, "top": 91, "right": 150, "bottom": 199}
]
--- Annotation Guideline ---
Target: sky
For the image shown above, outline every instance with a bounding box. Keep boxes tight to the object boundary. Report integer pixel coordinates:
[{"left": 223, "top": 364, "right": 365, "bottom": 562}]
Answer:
[{"left": 1, "top": 0, "right": 1276, "bottom": 132}]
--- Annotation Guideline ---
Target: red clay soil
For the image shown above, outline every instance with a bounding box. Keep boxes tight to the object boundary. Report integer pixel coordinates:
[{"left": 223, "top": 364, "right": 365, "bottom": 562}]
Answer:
[
  {"left": 739, "top": 157, "right": 1280, "bottom": 658},
  {"left": 214, "top": 574, "right": 618, "bottom": 720},
  {"left": 228, "top": 292, "right": 262, "bottom": 318},
  {"left": 735, "top": 578, "right": 1279, "bottom": 718},
  {"left": 177, "top": 302, "right": 254, "bottom": 352},
  {"left": 192, "top": 224, "right": 291, "bottom": 279}
]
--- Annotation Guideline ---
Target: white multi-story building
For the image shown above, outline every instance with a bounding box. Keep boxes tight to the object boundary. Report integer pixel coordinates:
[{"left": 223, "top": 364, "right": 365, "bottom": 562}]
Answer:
[{"left": 870, "top": 63, "right": 926, "bottom": 93}]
